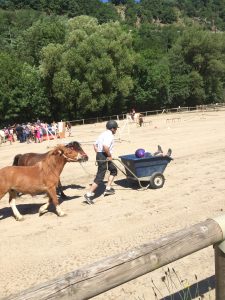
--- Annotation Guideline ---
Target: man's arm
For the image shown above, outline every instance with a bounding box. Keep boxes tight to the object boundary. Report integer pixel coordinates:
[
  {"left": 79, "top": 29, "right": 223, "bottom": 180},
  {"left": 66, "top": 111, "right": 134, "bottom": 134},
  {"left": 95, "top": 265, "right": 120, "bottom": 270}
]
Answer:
[
  {"left": 103, "top": 145, "right": 112, "bottom": 160},
  {"left": 93, "top": 143, "right": 98, "bottom": 153}
]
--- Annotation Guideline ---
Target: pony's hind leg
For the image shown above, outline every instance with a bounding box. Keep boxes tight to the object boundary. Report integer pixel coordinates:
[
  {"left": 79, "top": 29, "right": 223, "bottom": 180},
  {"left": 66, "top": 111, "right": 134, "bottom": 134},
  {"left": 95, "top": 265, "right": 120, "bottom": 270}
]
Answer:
[
  {"left": 39, "top": 200, "right": 50, "bottom": 216},
  {"left": 0, "top": 189, "right": 8, "bottom": 218},
  {"left": 9, "top": 190, "right": 24, "bottom": 221}
]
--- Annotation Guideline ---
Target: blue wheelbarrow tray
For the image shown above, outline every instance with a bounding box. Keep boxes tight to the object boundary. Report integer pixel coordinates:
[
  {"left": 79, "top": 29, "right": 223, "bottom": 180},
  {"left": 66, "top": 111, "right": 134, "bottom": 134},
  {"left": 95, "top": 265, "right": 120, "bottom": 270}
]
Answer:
[{"left": 114, "top": 153, "right": 173, "bottom": 190}]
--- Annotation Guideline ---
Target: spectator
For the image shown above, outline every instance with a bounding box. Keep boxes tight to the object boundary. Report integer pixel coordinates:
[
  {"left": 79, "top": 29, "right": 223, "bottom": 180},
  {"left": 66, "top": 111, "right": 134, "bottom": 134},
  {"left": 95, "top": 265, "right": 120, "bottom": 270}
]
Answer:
[
  {"left": 65, "top": 121, "right": 72, "bottom": 137},
  {"left": 15, "top": 124, "right": 24, "bottom": 143}
]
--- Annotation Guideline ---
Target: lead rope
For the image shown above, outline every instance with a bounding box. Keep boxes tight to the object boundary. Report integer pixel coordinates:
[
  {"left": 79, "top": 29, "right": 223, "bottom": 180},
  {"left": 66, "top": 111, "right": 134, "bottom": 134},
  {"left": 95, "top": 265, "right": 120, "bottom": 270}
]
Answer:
[
  {"left": 79, "top": 161, "right": 93, "bottom": 176},
  {"left": 62, "top": 153, "right": 79, "bottom": 162},
  {"left": 79, "top": 159, "right": 110, "bottom": 176}
]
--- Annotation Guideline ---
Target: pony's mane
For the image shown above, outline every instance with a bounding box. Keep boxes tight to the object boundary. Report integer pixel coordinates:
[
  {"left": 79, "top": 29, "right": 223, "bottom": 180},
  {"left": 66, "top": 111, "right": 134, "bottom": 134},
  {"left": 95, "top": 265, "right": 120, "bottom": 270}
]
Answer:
[{"left": 66, "top": 141, "right": 82, "bottom": 151}]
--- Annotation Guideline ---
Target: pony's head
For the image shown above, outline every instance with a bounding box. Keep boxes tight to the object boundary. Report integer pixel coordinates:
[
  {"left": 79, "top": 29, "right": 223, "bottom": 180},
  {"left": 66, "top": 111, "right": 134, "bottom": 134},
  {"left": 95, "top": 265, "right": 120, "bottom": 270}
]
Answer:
[{"left": 65, "top": 141, "right": 88, "bottom": 162}]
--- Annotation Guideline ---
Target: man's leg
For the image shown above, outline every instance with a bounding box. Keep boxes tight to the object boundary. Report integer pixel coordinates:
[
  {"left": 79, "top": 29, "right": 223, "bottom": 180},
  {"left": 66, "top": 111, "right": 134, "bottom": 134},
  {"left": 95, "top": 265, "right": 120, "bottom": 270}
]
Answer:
[
  {"left": 104, "top": 162, "right": 117, "bottom": 196},
  {"left": 106, "top": 175, "right": 115, "bottom": 189},
  {"left": 84, "top": 154, "right": 107, "bottom": 204}
]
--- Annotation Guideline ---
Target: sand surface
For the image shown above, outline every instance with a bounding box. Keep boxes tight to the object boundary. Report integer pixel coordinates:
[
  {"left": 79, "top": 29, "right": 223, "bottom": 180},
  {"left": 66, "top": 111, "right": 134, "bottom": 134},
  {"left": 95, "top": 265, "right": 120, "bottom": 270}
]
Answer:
[{"left": 0, "top": 110, "right": 225, "bottom": 299}]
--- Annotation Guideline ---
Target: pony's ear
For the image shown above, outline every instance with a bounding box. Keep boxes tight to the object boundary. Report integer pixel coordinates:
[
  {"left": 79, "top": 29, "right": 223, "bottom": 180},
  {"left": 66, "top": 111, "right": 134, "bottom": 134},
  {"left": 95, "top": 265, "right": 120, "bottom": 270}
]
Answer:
[
  {"left": 52, "top": 148, "right": 63, "bottom": 155},
  {"left": 57, "top": 149, "right": 63, "bottom": 155}
]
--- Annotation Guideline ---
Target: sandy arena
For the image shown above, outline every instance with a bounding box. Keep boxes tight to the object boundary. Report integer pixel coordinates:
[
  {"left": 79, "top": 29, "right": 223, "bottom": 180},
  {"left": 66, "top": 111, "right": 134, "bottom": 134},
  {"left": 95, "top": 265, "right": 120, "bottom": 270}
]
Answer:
[{"left": 0, "top": 110, "right": 225, "bottom": 299}]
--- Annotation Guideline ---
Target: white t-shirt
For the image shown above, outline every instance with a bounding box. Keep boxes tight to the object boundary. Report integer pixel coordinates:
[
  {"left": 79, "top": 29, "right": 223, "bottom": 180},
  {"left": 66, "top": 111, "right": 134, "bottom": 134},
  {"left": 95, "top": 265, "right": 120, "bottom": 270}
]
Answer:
[{"left": 95, "top": 130, "right": 114, "bottom": 153}]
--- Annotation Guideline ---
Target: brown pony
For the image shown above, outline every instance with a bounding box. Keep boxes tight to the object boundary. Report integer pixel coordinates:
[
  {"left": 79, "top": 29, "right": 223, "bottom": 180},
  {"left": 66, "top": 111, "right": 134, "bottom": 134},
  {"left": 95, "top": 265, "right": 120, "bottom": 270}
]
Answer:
[
  {"left": 12, "top": 141, "right": 88, "bottom": 198},
  {"left": 0, "top": 144, "right": 86, "bottom": 221}
]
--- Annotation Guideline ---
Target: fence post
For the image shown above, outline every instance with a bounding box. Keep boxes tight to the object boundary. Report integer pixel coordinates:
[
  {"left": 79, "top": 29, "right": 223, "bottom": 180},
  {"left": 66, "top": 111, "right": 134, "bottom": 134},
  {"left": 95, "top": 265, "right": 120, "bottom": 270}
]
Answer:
[
  {"left": 215, "top": 245, "right": 225, "bottom": 300},
  {"left": 213, "top": 215, "right": 225, "bottom": 300}
]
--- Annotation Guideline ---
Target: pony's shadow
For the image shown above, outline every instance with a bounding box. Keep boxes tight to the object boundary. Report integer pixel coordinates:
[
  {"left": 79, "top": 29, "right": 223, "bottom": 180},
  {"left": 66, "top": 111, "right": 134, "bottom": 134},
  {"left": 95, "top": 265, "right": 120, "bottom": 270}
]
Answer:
[
  {"left": 58, "top": 195, "right": 80, "bottom": 203},
  {"left": 0, "top": 203, "right": 44, "bottom": 221},
  {"left": 0, "top": 194, "right": 81, "bottom": 221},
  {"left": 62, "top": 184, "right": 85, "bottom": 191},
  {"left": 59, "top": 184, "right": 85, "bottom": 202}
]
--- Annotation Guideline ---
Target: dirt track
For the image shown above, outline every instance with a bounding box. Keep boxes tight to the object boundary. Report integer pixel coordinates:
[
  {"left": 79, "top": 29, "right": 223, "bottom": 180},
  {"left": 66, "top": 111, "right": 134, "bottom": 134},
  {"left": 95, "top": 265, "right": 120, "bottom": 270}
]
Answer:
[{"left": 0, "top": 111, "right": 224, "bottom": 299}]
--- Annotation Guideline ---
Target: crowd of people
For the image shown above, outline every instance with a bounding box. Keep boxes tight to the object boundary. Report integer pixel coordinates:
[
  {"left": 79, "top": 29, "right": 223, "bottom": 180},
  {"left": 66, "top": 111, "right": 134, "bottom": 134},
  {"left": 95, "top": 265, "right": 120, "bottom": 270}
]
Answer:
[{"left": 0, "top": 121, "right": 69, "bottom": 145}]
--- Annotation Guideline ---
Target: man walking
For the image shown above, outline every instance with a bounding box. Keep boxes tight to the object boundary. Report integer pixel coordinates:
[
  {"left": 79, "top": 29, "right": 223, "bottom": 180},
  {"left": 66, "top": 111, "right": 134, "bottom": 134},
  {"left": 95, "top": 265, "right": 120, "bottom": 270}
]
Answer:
[{"left": 84, "top": 120, "right": 119, "bottom": 205}]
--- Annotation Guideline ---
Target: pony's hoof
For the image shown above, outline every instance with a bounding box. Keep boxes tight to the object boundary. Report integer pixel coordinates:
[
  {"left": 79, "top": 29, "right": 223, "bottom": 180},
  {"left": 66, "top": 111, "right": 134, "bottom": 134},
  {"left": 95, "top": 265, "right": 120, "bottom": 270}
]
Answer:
[
  {"left": 39, "top": 209, "right": 48, "bottom": 216},
  {"left": 56, "top": 205, "right": 66, "bottom": 217},
  {"left": 58, "top": 212, "right": 67, "bottom": 217},
  {"left": 59, "top": 193, "right": 68, "bottom": 199},
  {"left": 16, "top": 216, "right": 24, "bottom": 221},
  {"left": 56, "top": 210, "right": 67, "bottom": 217}
]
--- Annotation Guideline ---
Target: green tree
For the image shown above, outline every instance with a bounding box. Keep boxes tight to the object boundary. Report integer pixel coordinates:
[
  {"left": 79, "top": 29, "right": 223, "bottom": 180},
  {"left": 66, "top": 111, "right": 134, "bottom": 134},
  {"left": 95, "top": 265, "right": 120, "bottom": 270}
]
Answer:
[
  {"left": 40, "top": 16, "right": 135, "bottom": 120},
  {"left": 110, "top": 0, "right": 129, "bottom": 5},
  {"left": 0, "top": 8, "right": 41, "bottom": 51},
  {"left": 0, "top": 51, "right": 21, "bottom": 122},
  {"left": 18, "top": 63, "right": 50, "bottom": 121},
  {"left": 0, "top": 0, "right": 119, "bottom": 24},
  {"left": 133, "top": 50, "right": 170, "bottom": 110},
  {"left": 132, "top": 24, "right": 181, "bottom": 109},
  {"left": 168, "top": 27, "right": 225, "bottom": 106},
  {"left": 15, "top": 15, "right": 66, "bottom": 66},
  {"left": 0, "top": 52, "right": 48, "bottom": 124}
]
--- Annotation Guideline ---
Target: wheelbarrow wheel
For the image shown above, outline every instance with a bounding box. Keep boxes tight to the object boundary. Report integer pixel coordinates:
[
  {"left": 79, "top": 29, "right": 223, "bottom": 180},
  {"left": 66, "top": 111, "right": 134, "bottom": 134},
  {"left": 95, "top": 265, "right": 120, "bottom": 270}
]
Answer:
[{"left": 150, "top": 172, "right": 165, "bottom": 189}]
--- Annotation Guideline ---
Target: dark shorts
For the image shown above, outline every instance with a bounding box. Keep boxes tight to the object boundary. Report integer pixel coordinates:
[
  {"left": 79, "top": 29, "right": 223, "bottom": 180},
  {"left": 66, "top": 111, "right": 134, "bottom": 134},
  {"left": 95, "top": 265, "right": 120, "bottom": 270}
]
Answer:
[{"left": 94, "top": 152, "right": 117, "bottom": 185}]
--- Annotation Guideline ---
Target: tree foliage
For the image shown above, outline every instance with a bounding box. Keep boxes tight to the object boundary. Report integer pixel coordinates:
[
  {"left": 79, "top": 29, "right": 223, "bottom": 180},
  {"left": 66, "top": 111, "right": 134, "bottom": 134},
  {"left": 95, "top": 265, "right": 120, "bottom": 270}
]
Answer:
[
  {"left": 0, "top": 51, "right": 49, "bottom": 123},
  {"left": 39, "top": 16, "right": 135, "bottom": 120},
  {"left": 0, "top": 1, "right": 225, "bottom": 125},
  {"left": 168, "top": 27, "right": 225, "bottom": 105}
]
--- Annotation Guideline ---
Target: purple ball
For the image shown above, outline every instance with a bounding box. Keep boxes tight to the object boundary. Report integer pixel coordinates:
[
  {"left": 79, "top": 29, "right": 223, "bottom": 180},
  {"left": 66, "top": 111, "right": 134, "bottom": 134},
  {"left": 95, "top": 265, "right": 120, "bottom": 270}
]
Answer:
[{"left": 135, "top": 148, "right": 145, "bottom": 158}]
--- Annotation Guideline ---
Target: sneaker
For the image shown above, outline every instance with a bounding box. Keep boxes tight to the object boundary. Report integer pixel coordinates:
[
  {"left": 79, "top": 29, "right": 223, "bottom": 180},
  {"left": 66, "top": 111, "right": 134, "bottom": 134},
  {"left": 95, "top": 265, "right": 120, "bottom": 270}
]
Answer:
[
  {"left": 166, "top": 148, "right": 172, "bottom": 157},
  {"left": 153, "top": 145, "right": 163, "bottom": 156},
  {"left": 84, "top": 194, "right": 94, "bottom": 205},
  {"left": 157, "top": 145, "right": 163, "bottom": 153},
  {"left": 104, "top": 188, "right": 115, "bottom": 196}
]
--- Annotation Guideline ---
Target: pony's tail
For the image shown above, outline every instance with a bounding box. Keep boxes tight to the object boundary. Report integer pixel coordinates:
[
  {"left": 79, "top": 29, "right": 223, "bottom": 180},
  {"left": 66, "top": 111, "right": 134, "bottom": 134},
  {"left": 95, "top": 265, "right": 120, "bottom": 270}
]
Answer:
[{"left": 12, "top": 154, "right": 22, "bottom": 166}]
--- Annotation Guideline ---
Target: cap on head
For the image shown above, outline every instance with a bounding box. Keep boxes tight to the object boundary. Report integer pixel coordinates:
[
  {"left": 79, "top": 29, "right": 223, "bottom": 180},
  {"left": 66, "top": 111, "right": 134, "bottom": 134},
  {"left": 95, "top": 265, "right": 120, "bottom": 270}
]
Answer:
[{"left": 106, "top": 120, "right": 119, "bottom": 130}]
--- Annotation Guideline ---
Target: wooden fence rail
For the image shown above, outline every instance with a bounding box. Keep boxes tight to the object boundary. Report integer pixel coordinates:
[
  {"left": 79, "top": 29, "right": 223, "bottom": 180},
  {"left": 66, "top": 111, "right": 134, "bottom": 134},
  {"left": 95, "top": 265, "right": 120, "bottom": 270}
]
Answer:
[
  {"left": 68, "top": 103, "right": 225, "bottom": 126},
  {"left": 3, "top": 215, "right": 225, "bottom": 300}
]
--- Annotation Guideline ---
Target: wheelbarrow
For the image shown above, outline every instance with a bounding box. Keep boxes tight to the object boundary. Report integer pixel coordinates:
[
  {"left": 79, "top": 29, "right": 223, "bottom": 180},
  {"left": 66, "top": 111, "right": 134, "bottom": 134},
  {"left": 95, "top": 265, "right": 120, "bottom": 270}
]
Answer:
[{"left": 113, "top": 153, "right": 173, "bottom": 190}]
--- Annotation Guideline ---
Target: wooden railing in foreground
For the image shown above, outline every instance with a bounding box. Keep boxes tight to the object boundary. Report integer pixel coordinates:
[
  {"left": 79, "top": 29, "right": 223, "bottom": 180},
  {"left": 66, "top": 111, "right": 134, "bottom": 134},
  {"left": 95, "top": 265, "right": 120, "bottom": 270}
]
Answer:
[{"left": 3, "top": 215, "right": 225, "bottom": 300}]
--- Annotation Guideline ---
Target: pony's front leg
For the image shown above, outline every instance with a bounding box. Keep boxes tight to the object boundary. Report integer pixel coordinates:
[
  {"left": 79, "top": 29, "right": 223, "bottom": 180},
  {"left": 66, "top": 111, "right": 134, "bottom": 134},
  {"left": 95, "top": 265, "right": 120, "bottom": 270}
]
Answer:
[
  {"left": 56, "top": 180, "right": 68, "bottom": 199},
  {"left": 48, "top": 188, "right": 66, "bottom": 217},
  {"left": 9, "top": 191, "right": 23, "bottom": 221}
]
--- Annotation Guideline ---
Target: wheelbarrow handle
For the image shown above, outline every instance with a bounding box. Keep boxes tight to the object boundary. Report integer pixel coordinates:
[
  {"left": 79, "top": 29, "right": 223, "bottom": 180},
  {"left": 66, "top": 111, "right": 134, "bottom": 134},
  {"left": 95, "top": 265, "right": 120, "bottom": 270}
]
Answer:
[{"left": 112, "top": 158, "right": 150, "bottom": 190}]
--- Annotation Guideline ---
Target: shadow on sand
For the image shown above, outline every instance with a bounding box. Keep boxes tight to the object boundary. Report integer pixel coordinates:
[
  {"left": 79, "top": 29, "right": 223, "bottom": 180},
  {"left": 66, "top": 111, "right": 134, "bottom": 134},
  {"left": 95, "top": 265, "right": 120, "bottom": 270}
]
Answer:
[
  {"left": 159, "top": 274, "right": 215, "bottom": 300},
  {"left": 0, "top": 194, "right": 81, "bottom": 221}
]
